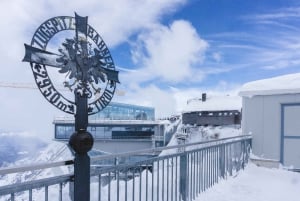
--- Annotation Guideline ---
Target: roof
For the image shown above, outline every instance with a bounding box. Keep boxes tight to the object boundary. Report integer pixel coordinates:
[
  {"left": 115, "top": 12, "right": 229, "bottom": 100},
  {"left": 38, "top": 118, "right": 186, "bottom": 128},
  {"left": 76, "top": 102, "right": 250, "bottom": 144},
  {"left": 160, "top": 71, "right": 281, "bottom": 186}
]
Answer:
[
  {"left": 182, "top": 95, "right": 241, "bottom": 112},
  {"left": 239, "top": 73, "right": 300, "bottom": 97}
]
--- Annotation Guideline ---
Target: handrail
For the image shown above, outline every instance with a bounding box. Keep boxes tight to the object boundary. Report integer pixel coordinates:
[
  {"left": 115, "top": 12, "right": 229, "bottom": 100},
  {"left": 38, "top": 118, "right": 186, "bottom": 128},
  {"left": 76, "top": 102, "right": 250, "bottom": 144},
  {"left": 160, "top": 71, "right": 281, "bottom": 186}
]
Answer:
[
  {"left": 0, "top": 173, "right": 73, "bottom": 195},
  {"left": 0, "top": 135, "right": 251, "bottom": 175},
  {"left": 91, "top": 135, "right": 252, "bottom": 162},
  {"left": 0, "top": 159, "right": 74, "bottom": 175},
  {"left": 0, "top": 134, "right": 252, "bottom": 200}
]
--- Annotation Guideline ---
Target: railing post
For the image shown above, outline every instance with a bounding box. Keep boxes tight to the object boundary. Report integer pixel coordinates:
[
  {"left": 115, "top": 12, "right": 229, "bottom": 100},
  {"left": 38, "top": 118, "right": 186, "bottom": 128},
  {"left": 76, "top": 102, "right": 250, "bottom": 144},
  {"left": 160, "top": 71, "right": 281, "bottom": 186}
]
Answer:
[
  {"left": 180, "top": 153, "right": 189, "bottom": 201},
  {"left": 69, "top": 180, "right": 74, "bottom": 201},
  {"left": 219, "top": 144, "right": 226, "bottom": 179},
  {"left": 241, "top": 140, "right": 245, "bottom": 169}
]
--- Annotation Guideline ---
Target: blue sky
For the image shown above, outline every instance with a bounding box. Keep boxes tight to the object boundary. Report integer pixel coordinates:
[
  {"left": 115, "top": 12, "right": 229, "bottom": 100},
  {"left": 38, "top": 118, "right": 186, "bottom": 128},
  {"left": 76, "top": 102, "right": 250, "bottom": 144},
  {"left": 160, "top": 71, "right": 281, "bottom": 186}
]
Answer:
[
  {"left": 113, "top": 0, "right": 300, "bottom": 86},
  {"left": 0, "top": 0, "right": 300, "bottom": 140}
]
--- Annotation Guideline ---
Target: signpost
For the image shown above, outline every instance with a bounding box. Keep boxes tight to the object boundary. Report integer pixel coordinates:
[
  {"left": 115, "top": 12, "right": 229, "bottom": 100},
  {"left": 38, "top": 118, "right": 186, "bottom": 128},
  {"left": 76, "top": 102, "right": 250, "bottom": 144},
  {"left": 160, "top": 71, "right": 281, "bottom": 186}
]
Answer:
[{"left": 23, "top": 13, "right": 119, "bottom": 200}]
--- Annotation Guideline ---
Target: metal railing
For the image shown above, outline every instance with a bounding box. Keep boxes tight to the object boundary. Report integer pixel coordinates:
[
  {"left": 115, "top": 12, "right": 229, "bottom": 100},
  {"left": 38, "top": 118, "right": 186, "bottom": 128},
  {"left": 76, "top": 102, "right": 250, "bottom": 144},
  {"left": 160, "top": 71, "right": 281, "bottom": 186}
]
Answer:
[
  {"left": 90, "top": 135, "right": 252, "bottom": 201},
  {"left": 0, "top": 160, "right": 74, "bottom": 201},
  {"left": 0, "top": 135, "right": 251, "bottom": 201}
]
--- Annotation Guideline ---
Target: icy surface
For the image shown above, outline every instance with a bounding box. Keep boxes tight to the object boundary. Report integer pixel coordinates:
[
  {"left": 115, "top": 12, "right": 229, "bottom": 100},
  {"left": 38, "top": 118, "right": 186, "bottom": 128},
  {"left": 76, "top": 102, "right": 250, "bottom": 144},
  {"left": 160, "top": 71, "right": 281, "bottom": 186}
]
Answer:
[
  {"left": 239, "top": 73, "right": 300, "bottom": 97},
  {"left": 195, "top": 162, "right": 300, "bottom": 201}
]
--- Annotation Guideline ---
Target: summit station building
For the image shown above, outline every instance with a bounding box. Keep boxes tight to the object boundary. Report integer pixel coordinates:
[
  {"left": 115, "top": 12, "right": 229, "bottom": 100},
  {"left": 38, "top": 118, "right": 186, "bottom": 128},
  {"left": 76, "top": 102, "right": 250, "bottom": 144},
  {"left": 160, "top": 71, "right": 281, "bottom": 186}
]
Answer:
[{"left": 54, "top": 102, "right": 166, "bottom": 154}]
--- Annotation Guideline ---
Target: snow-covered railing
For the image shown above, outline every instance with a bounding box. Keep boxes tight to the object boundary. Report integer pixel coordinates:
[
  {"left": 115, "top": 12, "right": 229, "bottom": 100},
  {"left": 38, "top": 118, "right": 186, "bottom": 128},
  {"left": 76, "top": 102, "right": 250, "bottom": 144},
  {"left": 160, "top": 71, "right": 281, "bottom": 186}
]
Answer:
[
  {"left": 0, "top": 135, "right": 251, "bottom": 201},
  {"left": 91, "top": 135, "right": 252, "bottom": 201}
]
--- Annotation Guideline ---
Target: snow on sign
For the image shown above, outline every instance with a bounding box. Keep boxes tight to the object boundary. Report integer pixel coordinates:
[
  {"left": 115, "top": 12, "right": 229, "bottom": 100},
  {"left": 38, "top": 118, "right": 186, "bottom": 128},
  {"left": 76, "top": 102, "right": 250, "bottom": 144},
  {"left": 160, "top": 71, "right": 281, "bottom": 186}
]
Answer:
[{"left": 22, "top": 13, "right": 119, "bottom": 115}]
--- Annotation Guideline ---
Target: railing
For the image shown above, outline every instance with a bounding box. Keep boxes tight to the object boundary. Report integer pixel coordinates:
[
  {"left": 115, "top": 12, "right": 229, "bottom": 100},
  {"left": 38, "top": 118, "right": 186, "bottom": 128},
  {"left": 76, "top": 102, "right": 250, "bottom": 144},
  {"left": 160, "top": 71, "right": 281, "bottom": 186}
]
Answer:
[
  {"left": 0, "top": 135, "right": 251, "bottom": 201},
  {"left": 0, "top": 160, "right": 73, "bottom": 201},
  {"left": 90, "top": 135, "right": 252, "bottom": 201}
]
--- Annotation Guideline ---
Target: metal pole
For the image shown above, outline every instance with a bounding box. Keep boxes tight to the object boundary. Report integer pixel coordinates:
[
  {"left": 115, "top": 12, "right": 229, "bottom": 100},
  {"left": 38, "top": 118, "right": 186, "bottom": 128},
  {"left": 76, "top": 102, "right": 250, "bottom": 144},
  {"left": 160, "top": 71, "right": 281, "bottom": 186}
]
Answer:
[
  {"left": 69, "top": 13, "right": 94, "bottom": 201},
  {"left": 179, "top": 153, "right": 188, "bottom": 201},
  {"left": 69, "top": 93, "right": 94, "bottom": 201}
]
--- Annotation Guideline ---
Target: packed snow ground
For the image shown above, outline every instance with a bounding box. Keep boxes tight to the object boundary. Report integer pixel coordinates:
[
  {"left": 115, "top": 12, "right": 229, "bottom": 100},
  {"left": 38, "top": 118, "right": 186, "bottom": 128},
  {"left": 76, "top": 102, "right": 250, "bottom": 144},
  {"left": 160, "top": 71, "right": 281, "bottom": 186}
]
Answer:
[
  {"left": 195, "top": 162, "right": 300, "bottom": 201},
  {"left": 164, "top": 122, "right": 300, "bottom": 201}
]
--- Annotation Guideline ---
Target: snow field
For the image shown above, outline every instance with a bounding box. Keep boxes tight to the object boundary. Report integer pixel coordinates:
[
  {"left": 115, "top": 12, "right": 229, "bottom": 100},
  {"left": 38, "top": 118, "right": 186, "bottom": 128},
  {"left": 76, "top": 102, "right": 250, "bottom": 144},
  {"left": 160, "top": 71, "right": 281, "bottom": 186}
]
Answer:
[{"left": 195, "top": 162, "right": 300, "bottom": 201}]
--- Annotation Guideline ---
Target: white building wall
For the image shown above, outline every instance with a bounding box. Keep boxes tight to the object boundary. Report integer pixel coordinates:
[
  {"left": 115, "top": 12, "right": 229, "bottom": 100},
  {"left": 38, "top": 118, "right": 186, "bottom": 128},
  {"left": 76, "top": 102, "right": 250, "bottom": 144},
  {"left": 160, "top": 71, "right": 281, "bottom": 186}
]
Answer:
[
  {"left": 242, "top": 96, "right": 264, "bottom": 156},
  {"left": 242, "top": 93, "right": 300, "bottom": 162}
]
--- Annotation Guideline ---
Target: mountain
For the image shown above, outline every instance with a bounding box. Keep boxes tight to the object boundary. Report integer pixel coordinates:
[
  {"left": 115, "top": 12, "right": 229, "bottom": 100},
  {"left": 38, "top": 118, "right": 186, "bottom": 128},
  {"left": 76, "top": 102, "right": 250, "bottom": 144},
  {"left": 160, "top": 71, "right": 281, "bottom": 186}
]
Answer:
[{"left": 0, "top": 132, "right": 47, "bottom": 167}]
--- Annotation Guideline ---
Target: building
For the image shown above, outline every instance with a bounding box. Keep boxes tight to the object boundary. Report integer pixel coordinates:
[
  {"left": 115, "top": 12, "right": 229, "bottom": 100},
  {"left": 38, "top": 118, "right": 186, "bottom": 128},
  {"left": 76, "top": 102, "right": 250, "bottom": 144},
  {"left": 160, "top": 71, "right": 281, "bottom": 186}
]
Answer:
[
  {"left": 54, "top": 102, "right": 165, "bottom": 154},
  {"left": 239, "top": 73, "right": 300, "bottom": 169},
  {"left": 182, "top": 93, "right": 242, "bottom": 126}
]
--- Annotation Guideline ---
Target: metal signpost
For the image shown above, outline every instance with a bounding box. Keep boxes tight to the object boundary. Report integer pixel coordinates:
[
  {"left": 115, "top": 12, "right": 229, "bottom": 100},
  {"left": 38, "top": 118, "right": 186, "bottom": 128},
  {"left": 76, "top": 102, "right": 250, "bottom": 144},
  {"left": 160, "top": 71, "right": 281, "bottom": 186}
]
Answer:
[{"left": 23, "top": 13, "right": 119, "bottom": 201}]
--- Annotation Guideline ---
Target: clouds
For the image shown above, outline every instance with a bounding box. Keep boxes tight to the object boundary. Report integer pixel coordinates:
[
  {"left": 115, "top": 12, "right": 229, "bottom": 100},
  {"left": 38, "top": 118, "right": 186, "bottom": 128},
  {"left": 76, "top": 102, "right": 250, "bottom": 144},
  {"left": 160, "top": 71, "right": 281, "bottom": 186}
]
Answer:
[
  {"left": 131, "top": 20, "right": 208, "bottom": 83},
  {"left": 249, "top": 13, "right": 300, "bottom": 71},
  {"left": 117, "top": 3, "right": 300, "bottom": 119},
  {"left": 116, "top": 20, "right": 210, "bottom": 117},
  {"left": 117, "top": 84, "right": 177, "bottom": 118},
  {"left": 205, "top": 5, "right": 300, "bottom": 76},
  {"left": 1, "top": 0, "right": 300, "bottom": 140},
  {"left": 244, "top": 6, "right": 300, "bottom": 21},
  {"left": 0, "top": 0, "right": 188, "bottom": 139}
]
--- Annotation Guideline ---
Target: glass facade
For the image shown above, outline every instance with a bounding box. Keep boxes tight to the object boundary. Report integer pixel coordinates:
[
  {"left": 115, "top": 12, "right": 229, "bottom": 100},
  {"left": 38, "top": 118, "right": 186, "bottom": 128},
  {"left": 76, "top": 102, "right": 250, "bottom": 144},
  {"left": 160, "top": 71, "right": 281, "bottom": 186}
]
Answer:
[
  {"left": 89, "top": 102, "right": 155, "bottom": 121},
  {"left": 55, "top": 124, "right": 155, "bottom": 140},
  {"left": 55, "top": 102, "right": 156, "bottom": 140}
]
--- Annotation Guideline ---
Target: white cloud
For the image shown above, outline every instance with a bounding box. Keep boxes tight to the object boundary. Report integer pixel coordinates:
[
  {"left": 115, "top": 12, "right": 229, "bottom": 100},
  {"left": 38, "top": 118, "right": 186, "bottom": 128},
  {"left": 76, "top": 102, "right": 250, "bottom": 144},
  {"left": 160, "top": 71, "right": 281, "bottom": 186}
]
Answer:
[
  {"left": 0, "top": 0, "right": 187, "bottom": 139},
  {"left": 129, "top": 20, "right": 208, "bottom": 83},
  {"left": 245, "top": 7, "right": 300, "bottom": 20},
  {"left": 116, "top": 84, "right": 177, "bottom": 118},
  {"left": 212, "top": 52, "right": 222, "bottom": 62},
  {"left": 114, "top": 81, "right": 241, "bottom": 118},
  {"left": 115, "top": 19, "right": 212, "bottom": 118},
  {"left": 262, "top": 59, "right": 300, "bottom": 70}
]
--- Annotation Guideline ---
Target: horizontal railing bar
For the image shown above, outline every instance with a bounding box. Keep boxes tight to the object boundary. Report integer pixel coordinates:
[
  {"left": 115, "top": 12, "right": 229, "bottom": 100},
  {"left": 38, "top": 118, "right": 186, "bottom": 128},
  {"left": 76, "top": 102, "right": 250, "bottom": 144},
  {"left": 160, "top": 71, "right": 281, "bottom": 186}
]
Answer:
[
  {"left": 0, "top": 174, "right": 73, "bottom": 196},
  {"left": 91, "top": 135, "right": 252, "bottom": 162},
  {"left": 0, "top": 136, "right": 251, "bottom": 177},
  {"left": 0, "top": 160, "right": 74, "bottom": 175},
  {"left": 91, "top": 138, "right": 252, "bottom": 175}
]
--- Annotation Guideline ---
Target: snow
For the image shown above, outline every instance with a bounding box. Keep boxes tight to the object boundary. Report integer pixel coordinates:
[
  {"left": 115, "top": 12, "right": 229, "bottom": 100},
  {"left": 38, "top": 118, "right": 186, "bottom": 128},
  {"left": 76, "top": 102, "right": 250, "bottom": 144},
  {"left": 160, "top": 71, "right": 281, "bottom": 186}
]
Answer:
[
  {"left": 1, "top": 121, "right": 299, "bottom": 201},
  {"left": 239, "top": 73, "right": 300, "bottom": 97},
  {"left": 182, "top": 94, "right": 241, "bottom": 112},
  {"left": 160, "top": 118, "right": 241, "bottom": 156},
  {"left": 161, "top": 121, "right": 298, "bottom": 201},
  {"left": 195, "top": 162, "right": 300, "bottom": 201}
]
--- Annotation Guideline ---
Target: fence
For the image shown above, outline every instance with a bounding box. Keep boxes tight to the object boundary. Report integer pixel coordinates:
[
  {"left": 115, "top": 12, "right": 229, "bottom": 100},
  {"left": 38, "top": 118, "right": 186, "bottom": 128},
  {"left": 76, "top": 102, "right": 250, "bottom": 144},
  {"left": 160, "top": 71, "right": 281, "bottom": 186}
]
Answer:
[{"left": 0, "top": 135, "right": 252, "bottom": 201}]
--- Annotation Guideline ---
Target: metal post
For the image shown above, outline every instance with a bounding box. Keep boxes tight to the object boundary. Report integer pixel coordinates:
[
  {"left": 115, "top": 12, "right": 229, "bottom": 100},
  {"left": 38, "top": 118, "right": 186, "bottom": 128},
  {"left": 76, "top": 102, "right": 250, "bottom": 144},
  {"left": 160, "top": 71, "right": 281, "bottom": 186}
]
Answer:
[
  {"left": 179, "top": 153, "right": 188, "bottom": 201},
  {"left": 69, "top": 93, "right": 94, "bottom": 201},
  {"left": 220, "top": 145, "right": 226, "bottom": 178}
]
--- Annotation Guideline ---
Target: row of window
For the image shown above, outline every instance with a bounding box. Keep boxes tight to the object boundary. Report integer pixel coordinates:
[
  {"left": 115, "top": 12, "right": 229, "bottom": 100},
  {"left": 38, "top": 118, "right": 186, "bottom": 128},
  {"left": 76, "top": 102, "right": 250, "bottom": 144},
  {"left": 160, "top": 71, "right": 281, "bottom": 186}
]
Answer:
[
  {"left": 196, "top": 111, "right": 240, "bottom": 117},
  {"left": 55, "top": 125, "right": 155, "bottom": 140},
  {"left": 89, "top": 102, "right": 155, "bottom": 121}
]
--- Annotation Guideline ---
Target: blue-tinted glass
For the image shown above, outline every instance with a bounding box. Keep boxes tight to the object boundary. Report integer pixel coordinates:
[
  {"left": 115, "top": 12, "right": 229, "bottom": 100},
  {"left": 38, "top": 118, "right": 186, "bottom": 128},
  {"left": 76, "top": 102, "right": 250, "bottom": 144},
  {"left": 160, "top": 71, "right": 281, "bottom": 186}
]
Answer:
[{"left": 89, "top": 102, "right": 154, "bottom": 121}]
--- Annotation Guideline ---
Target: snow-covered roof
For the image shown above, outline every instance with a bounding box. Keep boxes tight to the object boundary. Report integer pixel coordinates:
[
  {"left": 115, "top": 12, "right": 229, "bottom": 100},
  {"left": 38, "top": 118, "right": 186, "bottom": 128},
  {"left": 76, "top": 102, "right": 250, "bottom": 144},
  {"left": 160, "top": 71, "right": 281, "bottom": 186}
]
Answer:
[
  {"left": 239, "top": 73, "right": 300, "bottom": 97},
  {"left": 182, "top": 95, "right": 241, "bottom": 112}
]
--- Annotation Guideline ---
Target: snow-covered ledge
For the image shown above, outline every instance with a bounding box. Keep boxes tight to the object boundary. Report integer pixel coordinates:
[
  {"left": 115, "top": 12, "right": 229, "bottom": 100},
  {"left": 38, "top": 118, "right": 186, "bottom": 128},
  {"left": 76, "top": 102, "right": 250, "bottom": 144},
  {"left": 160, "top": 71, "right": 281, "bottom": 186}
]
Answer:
[{"left": 239, "top": 73, "right": 300, "bottom": 97}]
